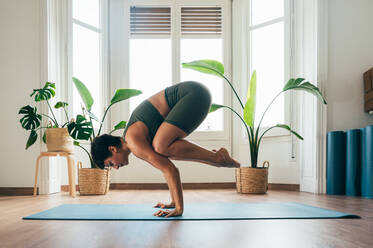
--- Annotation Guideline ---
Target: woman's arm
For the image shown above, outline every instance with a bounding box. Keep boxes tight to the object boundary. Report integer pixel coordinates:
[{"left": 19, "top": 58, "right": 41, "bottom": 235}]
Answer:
[{"left": 127, "top": 135, "right": 184, "bottom": 216}]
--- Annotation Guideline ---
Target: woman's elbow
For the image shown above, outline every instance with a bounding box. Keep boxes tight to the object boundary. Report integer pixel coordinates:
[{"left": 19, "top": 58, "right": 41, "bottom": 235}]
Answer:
[{"left": 148, "top": 155, "right": 178, "bottom": 174}]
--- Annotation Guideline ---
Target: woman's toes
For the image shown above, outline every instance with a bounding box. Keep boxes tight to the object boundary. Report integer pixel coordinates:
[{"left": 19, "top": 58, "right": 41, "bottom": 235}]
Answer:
[
  {"left": 233, "top": 158, "right": 241, "bottom": 168},
  {"left": 215, "top": 148, "right": 240, "bottom": 168}
]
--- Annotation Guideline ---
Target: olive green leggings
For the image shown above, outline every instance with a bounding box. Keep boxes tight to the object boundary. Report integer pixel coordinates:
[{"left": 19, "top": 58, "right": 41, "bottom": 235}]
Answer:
[{"left": 164, "top": 81, "right": 212, "bottom": 135}]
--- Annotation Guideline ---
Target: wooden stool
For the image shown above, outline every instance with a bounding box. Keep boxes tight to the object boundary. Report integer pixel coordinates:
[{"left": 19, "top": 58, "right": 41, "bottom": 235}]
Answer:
[{"left": 33, "top": 152, "right": 76, "bottom": 197}]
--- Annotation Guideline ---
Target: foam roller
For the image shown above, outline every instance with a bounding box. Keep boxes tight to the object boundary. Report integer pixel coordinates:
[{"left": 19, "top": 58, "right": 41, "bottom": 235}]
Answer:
[
  {"left": 327, "top": 131, "right": 346, "bottom": 195},
  {"left": 345, "top": 129, "right": 361, "bottom": 196}
]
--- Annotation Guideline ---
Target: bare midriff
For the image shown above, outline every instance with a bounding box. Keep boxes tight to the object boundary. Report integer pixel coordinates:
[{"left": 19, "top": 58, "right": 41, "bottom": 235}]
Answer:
[{"left": 147, "top": 90, "right": 170, "bottom": 119}]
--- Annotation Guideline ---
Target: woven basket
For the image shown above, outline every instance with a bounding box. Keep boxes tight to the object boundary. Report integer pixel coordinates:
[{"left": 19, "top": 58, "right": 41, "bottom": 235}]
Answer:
[
  {"left": 77, "top": 161, "right": 111, "bottom": 195},
  {"left": 235, "top": 161, "right": 270, "bottom": 194},
  {"left": 46, "top": 128, "right": 74, "bottom": 153}
]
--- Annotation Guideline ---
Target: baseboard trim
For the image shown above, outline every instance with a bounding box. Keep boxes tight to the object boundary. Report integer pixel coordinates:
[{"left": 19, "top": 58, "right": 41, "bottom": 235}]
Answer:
[
  {"left": 61, "top": 183, "right": 300, "bottom": 192},
  {"left": 0, "top": 187, "right": 38, "bottom": 196},
  {"left": 0, "top": 183, "right": 299, "bottom": 196},
  {"left": 268, "top": 183, "right": 300, "bottom": 191}
]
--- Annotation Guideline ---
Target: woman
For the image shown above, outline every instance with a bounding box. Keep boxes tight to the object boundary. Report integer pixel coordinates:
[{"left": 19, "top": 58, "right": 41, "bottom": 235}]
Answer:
[{"left": 91, "top": 81, "right": 240, "bottom": 218}]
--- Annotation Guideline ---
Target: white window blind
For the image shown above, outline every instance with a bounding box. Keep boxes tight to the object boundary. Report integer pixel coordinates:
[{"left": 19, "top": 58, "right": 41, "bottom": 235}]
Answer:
[
  {"left": 130, "top": 7, "right": 171, "bottom": 35},
  {"left": 181, "top": 7, "right": 222, "bottom": 35}
]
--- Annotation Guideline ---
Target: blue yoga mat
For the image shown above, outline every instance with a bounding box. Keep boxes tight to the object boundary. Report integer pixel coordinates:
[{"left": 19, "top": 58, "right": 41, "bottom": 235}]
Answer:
[{"left": 23, "top": 202, "right": 359, "bottom": 221}]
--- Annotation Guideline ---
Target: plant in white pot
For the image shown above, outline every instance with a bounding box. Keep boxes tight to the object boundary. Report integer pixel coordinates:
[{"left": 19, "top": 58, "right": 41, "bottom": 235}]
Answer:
[
  {"left": 18, "top": 82, "right": 74, "bottom": 152},
  {"left": 182, "top": 60, "right": 327, "bottom": 193},
  {"left": 71, "top": 77, "right": 142, "bottom": 195}
]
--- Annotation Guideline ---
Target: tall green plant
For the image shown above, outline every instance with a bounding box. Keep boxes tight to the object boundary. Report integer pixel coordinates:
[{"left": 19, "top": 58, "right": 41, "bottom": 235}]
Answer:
[
  {"left": 182, "top": 60, "right": 327, "bottom": 168},
  {"left": 71, "top": 77, "right": 142, "bottom": 168},
  {"left": 18, "top": 82, "right": 71, "bottom": 149}
]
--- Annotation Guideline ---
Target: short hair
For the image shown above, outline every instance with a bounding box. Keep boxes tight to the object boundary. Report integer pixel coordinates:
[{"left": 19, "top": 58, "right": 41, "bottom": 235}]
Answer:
[{"left": 91, "top": 134, "right": 122, "bottom": 169}]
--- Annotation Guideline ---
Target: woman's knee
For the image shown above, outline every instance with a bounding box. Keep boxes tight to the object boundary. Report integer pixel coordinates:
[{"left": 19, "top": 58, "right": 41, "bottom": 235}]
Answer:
[{"left": 152, "top": 139, "right": 170, "bottom": 156}]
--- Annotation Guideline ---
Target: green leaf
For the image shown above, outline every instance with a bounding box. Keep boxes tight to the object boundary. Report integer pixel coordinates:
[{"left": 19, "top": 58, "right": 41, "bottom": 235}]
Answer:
[
  {"left": 67, "top": 114, "right": 93, "bottom": 140},
  {"left": 209, "top": 103, "right": 225, "bottom": 113},
  {"left": 114, "top": 121, "right": 127, "bottom": 130},
  {"left": 110, "top": 121, "right": 127, "bottom": 134},
  {"left": 18, "top": 105, "right": 42, "bottom": 130},
  {"left": 74, "top": 141, "right": 80, "bottom": 146},
  {"left": 283, "top": 78, "right": 327, "bottom": 104},
  {"left": 243, "top": 71, "right": 257, "bottom": 127},
  {"left": 26, "top": 130, "right": 38, "bottom": 149},
  {"left": 110, "top": 89, "right": 142, "bottom": 105},
  {"left": 182, "top": 60, "right": 225, "bottom": 78},
  {"left": 275, "top": 124, "right": 304, "bottom": 140},
  {"left": 42, "top": 131, "right": 46, "bottom": 144},
  {"left": 54, "top": 101, "right": 68, "bottom": 109},
  {"left": 283, "top": 78, "right": 305, "bottom": 91},
  {"left": 72, "top": 77, "right": 94, "bottom": 111},
  {"left": 30, "top": 82, "right": 56, "bottom": 102}
]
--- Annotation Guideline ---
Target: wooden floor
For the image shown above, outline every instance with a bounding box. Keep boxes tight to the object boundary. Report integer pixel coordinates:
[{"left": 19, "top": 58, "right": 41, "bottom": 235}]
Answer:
[{"left": 0, "top": 189, "right": 372, "bottom": 248}]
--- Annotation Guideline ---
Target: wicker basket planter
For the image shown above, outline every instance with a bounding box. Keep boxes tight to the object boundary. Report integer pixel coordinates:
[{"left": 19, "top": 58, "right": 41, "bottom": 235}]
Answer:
[
  {"left": 235, "top": 161, "right": 270, "bottom": 194},
  {"left": 77, "top": 162, "right": 111, "bottom": 195},
  {"left": 46, "top": 128, "right": 74, "bottom": 153}
]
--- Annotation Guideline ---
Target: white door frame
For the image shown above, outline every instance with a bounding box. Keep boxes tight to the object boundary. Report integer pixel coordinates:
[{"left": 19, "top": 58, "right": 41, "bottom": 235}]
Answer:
[{"left": 296, "top": 0, "right": 328, "bottom": 194}]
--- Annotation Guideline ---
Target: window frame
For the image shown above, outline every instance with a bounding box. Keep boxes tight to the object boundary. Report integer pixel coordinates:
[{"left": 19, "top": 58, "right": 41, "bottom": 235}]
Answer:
[
  {"left": 67, "top": 0, "right": 110, "bottom": 134},
  {"left": 245, "top": 0, "right": 294, "bottom": 139},
  {"left": 67, "top": 0, "right": 292, "bottom": 141},
  {"left": 122, "top": 0, "right": 232, "bottom": 141}
]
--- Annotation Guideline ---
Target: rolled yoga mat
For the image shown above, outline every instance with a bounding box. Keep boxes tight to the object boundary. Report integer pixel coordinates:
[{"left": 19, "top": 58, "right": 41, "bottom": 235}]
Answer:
[
  {"left": 23, "top": 202, "right": 359, "bottom": 221},
  {"left": 327, "top": 131, "right": 346, "bottom": 195},
  {"left": 345, "top": 129, "right": 362, "bottom": 196},
  {"left": 361, "top": 125, "right": 373, "bottom": 198}
]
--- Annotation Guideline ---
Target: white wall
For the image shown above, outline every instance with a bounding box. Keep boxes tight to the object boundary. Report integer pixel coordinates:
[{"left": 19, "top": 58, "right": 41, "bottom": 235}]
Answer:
[
  {"left": 3, "top": 0, "right": 373, "bottom": 188},
  {"left": 0, "top": 0, "right": 43, "bottom": 187},
  {"left": 327, "top": 0, "right": 373, "bottom": 132}
]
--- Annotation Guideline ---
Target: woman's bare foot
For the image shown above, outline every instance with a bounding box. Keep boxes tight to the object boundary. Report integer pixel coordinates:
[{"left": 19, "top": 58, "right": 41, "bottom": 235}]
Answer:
[{"left": 212, "top": 148, "right": 241, "bottom": 168}]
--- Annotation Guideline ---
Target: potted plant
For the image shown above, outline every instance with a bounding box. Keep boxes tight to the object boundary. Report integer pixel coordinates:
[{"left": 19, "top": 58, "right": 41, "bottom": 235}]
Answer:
[
  {"left": 182, "top": 60, "right": 327, "bottom": 194},
  {"left": 71, "top": 77, "right": 142, "bottom": 195},
  {"left": 18, "top": 82, "right": 74, "bottom": 152}
]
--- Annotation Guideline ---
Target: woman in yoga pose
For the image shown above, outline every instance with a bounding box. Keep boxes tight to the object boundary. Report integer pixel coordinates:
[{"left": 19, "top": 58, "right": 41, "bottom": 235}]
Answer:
[{"left": 91, "top": 81, "right": 240, "bottom": 218}]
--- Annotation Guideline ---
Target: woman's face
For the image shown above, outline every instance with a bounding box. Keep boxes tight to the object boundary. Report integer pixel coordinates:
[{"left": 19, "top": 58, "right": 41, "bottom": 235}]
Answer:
[{"left": 104, "top": 142, "right": 131, "bottom": 170}]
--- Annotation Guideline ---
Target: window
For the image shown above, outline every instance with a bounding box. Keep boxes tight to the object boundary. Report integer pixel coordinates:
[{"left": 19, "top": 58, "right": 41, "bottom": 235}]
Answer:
[
  {"left": 249, "top": 0, "right": 289, "bottom": 128},
  {"left": 127, "top": 0, "right": 230, "bottom": 135},
  {"left": 72, "top": 0, "right": 103, "bottom": 129},
  {"left": 129, "top": 7, "right": 172, "bottom": 114},
  {"left": 179, "top": 6, "right": 224, "bottom": 131}
]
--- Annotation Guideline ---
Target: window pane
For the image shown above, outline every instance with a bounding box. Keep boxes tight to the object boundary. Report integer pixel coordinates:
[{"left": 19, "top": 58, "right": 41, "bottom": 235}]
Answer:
[
  {"left": 73, "top": 0, "right": 100, "bottom": 28},
  {"left": 251, "top": 0, "right": 284, "bottom": 26},
  {"left": 180, "top": 39, "right": 223, "bottom": 131},
  {"left": 73, "top": 24, "right": 101, "bottom": 128},
  {"left": 251, "top": 22, "right": 284, "bottom": 127},
  {"left": 129, "top": 39, "right": 172, "bottom": 113}
]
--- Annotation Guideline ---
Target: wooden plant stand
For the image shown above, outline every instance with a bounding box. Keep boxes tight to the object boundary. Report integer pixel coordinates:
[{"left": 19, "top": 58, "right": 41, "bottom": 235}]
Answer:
[{"left": 33, "top": 152, "right": 76, "bottom": 197}]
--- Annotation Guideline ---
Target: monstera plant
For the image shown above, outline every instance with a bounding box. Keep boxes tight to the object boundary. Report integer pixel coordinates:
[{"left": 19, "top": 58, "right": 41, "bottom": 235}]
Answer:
[
  {"left": 182, "top": 60, "right": 327, "bottom": 168},
  {"left": 71, "top": 77, "right": 142, "bottom": 168},
  {"left": 18, "top": 82, "right": 71, "bottom": 149}
]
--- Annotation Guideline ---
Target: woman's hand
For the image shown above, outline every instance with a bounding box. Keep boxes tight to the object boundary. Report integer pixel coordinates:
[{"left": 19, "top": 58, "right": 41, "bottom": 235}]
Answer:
[
  {"left": 153, "top": 208, "right": 183, "bottom": 218},
  {"left": 153, "top": 202, "right": 176, "bottom": 209}
]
